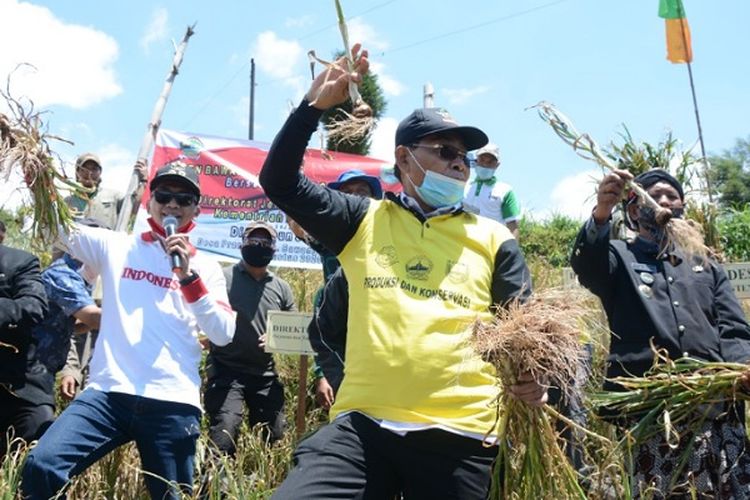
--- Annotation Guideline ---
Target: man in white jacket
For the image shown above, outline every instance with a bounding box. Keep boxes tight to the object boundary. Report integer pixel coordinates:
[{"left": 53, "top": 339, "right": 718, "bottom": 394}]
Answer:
[{"left": 22, "top": 161, "right": 235, "bottom": 500}]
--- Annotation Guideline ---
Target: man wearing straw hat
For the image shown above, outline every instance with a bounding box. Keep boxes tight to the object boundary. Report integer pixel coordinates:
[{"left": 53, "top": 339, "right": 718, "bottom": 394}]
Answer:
[
  {"left": 571, "top": 168, "right": 750, "bottom": 497},
  {"left": 260, "top": 45, "right": 546, "bottom": 499}
]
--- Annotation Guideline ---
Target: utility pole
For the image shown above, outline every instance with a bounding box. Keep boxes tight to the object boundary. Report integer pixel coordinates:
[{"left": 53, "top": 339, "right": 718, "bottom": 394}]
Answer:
[
  {"left": 248, "top": 58, "right": 256, "bottom": 140},
  {"left": 423, "top": 82, "right": 434, "bottom": 108}
]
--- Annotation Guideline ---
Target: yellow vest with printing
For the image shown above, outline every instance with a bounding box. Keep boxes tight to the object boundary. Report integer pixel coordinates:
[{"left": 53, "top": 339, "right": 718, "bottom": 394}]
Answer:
[{"left": 331, "top": 198, "right": 515, "bottom": 436}]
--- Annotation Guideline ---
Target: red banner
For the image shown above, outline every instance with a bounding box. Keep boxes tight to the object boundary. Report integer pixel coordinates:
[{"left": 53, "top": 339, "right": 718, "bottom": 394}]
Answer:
[{"left": 134, "top": 129, "right": 399, "bottom": 267}]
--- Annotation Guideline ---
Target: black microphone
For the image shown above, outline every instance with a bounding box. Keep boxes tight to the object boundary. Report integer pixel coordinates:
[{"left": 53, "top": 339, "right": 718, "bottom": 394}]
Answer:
[{"left": 163, "top": 216, "right": 183, "bottom": 272}]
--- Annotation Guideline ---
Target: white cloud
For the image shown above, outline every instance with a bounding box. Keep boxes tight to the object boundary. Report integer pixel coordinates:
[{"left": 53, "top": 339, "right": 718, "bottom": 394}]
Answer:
[
  {"left": 140, "top": 7, "right": 169, "bottom": 54},
  {"left": 96, "top": 143, "right": 137, "bottom": 193},
  {"left": 275, "top": 100, "right": 302, "bottom": 132},
  {"left": 233, "top": 96, "right": 250, "bottom": 132},
  {"left": 369, "top": 117, "right": 398, "bottom": 162},
  {"left": 442, "top": 85, "right": 491, "bottom": 106},
  {"left": 369, "top": 61, "right": 405, "bottom": 97},
  {"left": 58, "top": 122, "right": 94, "bottom": 142},
  {"left": 0, "top": 142, "right": 134, "bottom": 214},
  {"left": 285, "top": 75, "right": 307, "bottom": 103},
  {"left": 0, "top": 169, "right": 30, "bottom": 212},
  {"left": 347, "top": 18, "right": 388, "bottom": 51},
  {"left": 0, "top": 0, "right": 121, "bottom": 109},
  {"left": 252, "top": 31, "right": 303, "bottom": 81},
  {"left": 545, "top": 168, "right": 601, "bottom": 220},
  {"left": 285, "top": 15, "right": 315, "bottom": 29}
]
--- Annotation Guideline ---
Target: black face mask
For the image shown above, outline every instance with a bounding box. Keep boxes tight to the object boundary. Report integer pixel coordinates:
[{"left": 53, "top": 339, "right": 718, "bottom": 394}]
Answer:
[
  {"left": 637, "top": 205, "right": 684, "bottom": 243},
  {"left": 241, "top": 245, "right": 275, "bottom": 267}
]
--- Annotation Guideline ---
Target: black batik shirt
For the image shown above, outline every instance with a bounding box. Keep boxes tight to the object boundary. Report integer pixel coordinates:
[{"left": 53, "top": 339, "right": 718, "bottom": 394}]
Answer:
[{"left": 571, "top": 217, "right": 750, "bottom": 389}]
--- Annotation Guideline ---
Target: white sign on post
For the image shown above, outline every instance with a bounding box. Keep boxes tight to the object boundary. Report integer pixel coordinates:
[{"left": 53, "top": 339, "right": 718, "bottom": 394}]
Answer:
[
  {"left": 266, "top": 311, "right": 316, "bottom": 355},
  {"left": 725, "top": 262, "right": 750, "bottom": 299},
  {"left": 562, "top": 262, "right": 750, "bottom": 300}
]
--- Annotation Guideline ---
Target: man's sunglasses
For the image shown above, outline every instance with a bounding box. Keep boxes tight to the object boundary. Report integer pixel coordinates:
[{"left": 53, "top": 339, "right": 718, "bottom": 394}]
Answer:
[
  {"left": 153, "top": 190, "right": 199, "bottom": 207},
  {"left": 409, "top": 143, "right": 468, "bottom": 163},
  {"left": 243, "top": 237, "right": 275, "bottom": 248}
]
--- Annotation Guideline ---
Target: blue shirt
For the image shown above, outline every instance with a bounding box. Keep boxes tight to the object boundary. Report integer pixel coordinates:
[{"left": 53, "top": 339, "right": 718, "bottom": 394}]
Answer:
[{"left": 32, "top": 257, "right": 94, "bottom": 373}]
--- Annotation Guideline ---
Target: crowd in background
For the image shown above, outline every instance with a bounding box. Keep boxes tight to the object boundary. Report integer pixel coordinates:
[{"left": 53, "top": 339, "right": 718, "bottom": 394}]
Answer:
[{"left": 1, "top": 47, "right": 749, "bottom": 499}]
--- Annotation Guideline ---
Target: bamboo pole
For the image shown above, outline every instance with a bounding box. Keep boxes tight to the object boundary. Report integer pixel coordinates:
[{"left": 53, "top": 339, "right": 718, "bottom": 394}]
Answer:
[
  {"left": 115, "top": 24, "right": 196, "bottom": 233},
  {"left": 674, "top": 2, "right": 713, "bottom": 202}
]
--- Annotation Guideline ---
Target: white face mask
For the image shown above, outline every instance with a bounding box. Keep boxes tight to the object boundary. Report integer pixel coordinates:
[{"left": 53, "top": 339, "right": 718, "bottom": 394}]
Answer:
[{"left": 474, "top": 166, "right": 497, "bottom": 180}]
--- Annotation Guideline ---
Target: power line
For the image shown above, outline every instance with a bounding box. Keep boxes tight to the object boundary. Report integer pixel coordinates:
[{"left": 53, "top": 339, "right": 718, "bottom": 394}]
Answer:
[
  {"left": 255, "top": 0, "right": 569, "bottom": 87},
  {"left": 296, "top": 0, "right": 397, "bottom": 42},
  {"left": 382, "top": 0, "right": 569, "bottom": 55},
  {"left": 183, "top": 0, "right": 568, "bottom": 127},
  {"left": 181, "top": 63, "right": 249, "bottom": 129},
  {"left": 181, "top": 0, "right": 397, "bottom": 128}
]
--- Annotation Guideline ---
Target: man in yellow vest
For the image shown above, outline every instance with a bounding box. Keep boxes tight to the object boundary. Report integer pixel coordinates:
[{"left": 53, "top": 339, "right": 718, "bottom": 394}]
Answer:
[{"left": 260, "top": 46, "right": 546, "bottom": 499}]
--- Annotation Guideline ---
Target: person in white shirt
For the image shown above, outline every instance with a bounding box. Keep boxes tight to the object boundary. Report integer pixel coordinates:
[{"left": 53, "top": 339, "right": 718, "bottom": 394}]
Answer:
[
  {"left": 22, "top": 161, "right": 235, "bottom": 500},
  {"left": 462, "top": 143, "right": 521, "bottom": 238}
]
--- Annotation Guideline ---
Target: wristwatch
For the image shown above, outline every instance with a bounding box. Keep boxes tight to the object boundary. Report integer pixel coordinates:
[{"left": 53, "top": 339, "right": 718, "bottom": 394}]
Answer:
[{"left": 179, "top": 271, "right": 200, "bottom": 287}]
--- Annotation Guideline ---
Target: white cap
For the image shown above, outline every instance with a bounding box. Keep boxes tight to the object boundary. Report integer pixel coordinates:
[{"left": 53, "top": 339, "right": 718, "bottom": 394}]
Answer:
[{"left": 474, "top": 143, "right": 500, "bottom": 162}]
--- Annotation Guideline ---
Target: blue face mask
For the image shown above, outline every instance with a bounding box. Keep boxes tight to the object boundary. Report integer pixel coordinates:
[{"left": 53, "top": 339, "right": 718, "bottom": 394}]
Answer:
[
  {"left": 474, "top": 166, "right": 496, "bottom": 180},
  {"left": 406, "top": 149, "right": 466, "bottom": 209}
]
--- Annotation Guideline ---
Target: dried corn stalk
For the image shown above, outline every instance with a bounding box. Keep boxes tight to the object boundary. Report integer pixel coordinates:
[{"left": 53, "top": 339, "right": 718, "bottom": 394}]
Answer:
[
  {"left": 472, "top": 289, "right": 601, "bottom": 500},
  {"left": 309, "top": 0, "right": 375, "bottom": 145},
  {"left": 0, "top": 66, "right": 87, "bottom": 244},
  {"left": 532, "top": 102, "right": 709, "bottom": 261}
]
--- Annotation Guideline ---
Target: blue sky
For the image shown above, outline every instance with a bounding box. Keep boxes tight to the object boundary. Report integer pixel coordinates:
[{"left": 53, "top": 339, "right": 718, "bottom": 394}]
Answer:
[{"left": 1, "top": 0, "right": 748, "bottom": 219}]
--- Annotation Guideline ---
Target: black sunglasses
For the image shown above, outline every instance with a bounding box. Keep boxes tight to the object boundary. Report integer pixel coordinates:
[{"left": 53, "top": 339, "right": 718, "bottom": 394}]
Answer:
[
  {"left": 153, "top": 190, "right": 198, "bottom": 207},
  {"left": 409, "top": 143, "right": 468, "bottom": 163},
  {"left": 243, "top": 237, "right": 275, "bottom": 249}
]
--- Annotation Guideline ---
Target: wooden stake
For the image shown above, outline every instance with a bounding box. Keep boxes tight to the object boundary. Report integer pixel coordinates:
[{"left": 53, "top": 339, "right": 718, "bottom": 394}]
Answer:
[{"left": 296, "top": 354, "right": 309, "bottom": 438}]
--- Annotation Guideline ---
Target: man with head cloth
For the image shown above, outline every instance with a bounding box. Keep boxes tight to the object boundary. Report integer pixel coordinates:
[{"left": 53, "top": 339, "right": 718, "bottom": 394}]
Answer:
[{"left": 571, "top": 167, "right": 750, "bottom": 497}]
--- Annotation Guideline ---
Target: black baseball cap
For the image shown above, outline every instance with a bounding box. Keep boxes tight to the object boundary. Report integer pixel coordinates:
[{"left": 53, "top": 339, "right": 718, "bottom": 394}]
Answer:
[
  {"left": 149, "top": 161, "right": 201, "bottom": 197},
  {"left": 395, "top": 108, "right": 488, "bottom": 151}
]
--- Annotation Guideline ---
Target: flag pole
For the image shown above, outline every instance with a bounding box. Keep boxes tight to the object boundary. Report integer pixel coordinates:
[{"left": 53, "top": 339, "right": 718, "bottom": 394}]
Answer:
[
  {"left": 114, "top": 24, "right": 197, "bottom": 232},
  {"left": 676, "top": 3, "right": 713, "bottom": 202}
]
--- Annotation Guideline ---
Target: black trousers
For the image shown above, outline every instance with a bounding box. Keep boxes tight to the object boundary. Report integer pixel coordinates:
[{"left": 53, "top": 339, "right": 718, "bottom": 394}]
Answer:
[
  {"left": 272, "top": 412, "right": 496, "bottom": 500},
  {"left": 0, "top": 387, "right": 54, "bottom": 453},
  {"left": 204, "top": 372, "right": 285, "bottom": 454}
]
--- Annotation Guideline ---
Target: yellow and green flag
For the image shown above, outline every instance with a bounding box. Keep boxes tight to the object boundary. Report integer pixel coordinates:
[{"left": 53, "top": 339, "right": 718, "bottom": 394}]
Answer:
[{"left": 659, "top": 0, "right": 693, "bottom": 63}]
